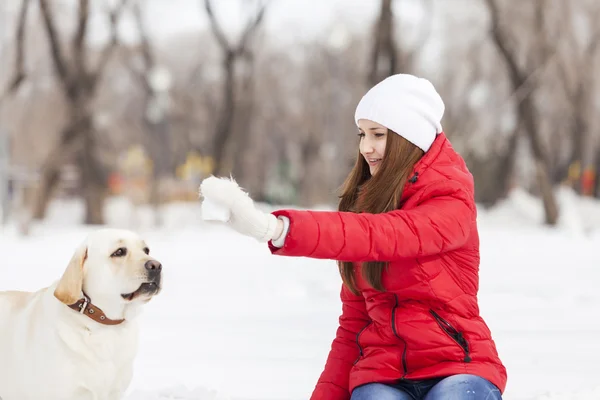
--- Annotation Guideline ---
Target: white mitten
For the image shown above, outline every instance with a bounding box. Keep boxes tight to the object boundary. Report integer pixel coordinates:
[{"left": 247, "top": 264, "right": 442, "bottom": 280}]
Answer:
[
  {"left": 201, "top": 196, "right": 231, "bottom": 222},
  {"left": 199, "top": 176, "right": 280, "bottom": 243}
]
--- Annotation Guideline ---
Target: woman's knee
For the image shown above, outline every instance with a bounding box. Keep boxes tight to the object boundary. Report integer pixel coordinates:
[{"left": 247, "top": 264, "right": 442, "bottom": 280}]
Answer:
[
  {"left": 424, "top": 374, "right": 502, "bottom": 400},
  {"left": 350, "top": 383, "right": 413, "bottom": 400}
]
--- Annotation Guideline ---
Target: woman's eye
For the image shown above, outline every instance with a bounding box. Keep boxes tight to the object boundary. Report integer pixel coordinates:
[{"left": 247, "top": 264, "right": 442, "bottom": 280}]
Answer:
[
  {"left": 111, "top": 247, "right": 127, "bottom": 257},
  {"left": 357, "top": 132, "right": 365, "bottom": 138},
  {"left": 375, "top": 133, "right": 386, "bottom": 137}
]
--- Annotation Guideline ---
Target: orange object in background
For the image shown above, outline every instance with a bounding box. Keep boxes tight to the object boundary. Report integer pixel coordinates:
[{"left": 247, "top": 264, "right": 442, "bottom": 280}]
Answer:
[
  {"left": 581, "top": 167, "right": 596, "bottom": 197},
  {"left": 107, "top": 172, "right": 124, "bottom": 195}
]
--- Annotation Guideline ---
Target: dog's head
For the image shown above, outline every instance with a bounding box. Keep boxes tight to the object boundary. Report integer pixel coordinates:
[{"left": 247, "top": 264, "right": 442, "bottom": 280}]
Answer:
[{"left": 53, "top": 228, "right": 162, "bottom": 307}]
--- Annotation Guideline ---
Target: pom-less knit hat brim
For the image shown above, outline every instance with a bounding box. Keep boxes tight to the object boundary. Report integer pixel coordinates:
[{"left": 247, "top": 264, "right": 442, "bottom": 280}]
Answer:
[{"left": 354, "top": 74, "right": 445, "bottom": 152}]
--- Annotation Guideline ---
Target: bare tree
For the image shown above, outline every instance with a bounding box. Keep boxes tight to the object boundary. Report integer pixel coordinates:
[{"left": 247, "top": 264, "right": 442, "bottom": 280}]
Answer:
[
  {"left": 26, "top": 0, "right": 130, "bottom": 224},
  {"left": 553, "top": 0, "right": 600, "bottom": 192},
  {"left": 484, "top": 0, "right": 559, "bottom": 225},
  {"left": 230, "top": 49, "right": 257, "bottom": 183},
  {"left": 0, "top": 0, "right": 31, "bottom": 103},
  {"left": 130, "top": 0, "right": 173, "bottom": 223},
  {"left": 368, "top": 0, "right": 433, "bottom": 86},
  {"left": 292, "top": 41, "right": 365, "bottom": 206},
  {"left": 203, "top": 0, "right": 268, "bottom": 177},
  {"left": 369, "top": 0, "right": 397, "bottom": 86},
  {"left": 440, "top": 36, "right": 522, "bottom": 205}
]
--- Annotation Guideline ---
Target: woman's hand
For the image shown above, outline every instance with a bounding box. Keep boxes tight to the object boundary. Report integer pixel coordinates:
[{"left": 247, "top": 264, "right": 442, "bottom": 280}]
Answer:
[{"left": 199, "top": 176, "right": 283, "bottom": 242}]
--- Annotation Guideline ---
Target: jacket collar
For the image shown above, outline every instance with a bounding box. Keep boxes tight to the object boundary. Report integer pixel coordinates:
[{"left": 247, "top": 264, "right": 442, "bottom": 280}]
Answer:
[{"left": 400, "top": 132, "right": 451, "bottom": 203}]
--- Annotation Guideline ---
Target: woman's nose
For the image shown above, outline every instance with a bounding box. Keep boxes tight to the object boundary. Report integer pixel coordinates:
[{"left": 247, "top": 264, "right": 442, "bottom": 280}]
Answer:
[{"left": 360, "top": 138, "right": 374, "bottom": 154}]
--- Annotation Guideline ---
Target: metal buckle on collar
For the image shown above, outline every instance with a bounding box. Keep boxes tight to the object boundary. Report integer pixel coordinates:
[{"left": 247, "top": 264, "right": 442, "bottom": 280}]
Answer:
[{"left": 79, "top": 294, "right": 91, "bottom": 314}]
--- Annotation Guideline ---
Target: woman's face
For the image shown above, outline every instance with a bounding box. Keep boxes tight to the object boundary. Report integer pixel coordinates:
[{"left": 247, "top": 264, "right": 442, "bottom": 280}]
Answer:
[{"left": 358, "top": 119, "right": 388, "bottom": 176}]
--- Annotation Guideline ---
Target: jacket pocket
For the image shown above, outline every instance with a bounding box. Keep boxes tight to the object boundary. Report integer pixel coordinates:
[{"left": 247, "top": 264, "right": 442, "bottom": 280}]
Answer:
[{"left": 429, "top": 309, "right": 472, "bottom": 363}]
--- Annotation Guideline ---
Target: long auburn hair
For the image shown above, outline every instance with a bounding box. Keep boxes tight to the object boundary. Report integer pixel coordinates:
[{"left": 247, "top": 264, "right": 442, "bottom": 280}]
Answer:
[{"left": 338, "top": 130, "right": 425, "bottom": 295}]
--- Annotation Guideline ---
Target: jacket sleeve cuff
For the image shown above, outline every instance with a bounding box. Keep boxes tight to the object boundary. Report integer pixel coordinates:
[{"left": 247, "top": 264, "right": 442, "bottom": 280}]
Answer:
[{"left": 270, "top": 216, "right": 290, "bottom": 248}]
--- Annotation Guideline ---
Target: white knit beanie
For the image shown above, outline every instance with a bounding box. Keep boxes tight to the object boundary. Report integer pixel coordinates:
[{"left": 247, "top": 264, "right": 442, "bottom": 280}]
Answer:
[{"left": 354, "top": 74, "right": 445, "bottom": 152}]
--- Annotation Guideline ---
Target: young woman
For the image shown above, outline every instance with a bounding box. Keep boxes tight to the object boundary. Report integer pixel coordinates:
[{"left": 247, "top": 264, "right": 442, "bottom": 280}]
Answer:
[{"left": 199, "top": 74, "right": 507, "bottom": 400}]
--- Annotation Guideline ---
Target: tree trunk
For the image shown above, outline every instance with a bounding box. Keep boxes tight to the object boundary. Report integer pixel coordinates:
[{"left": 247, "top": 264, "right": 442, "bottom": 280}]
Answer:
[
  {"left": 520, "top": 98, "right": 559, "bottom": 225},
  {"left": 77, "top": 111, "right": 105, "bottom": 225},
  {"left": 485, "top": 0, "right": 559, "bottom": 225},
  {"left": 81, "top": 173, "right": 105, "bottom": 225},
  {"left": 368, "top": 0, "right": 396, "bottom": 86},
  {"left": 32, "top": 120, "right": 82, "bottom": 220},
  {"left": 146, "top": 117, "right": 171, "bottom": 226},
  {"left": 497, "top": 125, "right": 521, "bottom": 198},
  {"left": 212, "top": 51, "right": 236, "bottom": 176},
  {"left": 32, "top": 165, "right": 61, "bottom": 220},
  {"left": 298, "top": 133, "right": 321, "bottom": 206},
  {"left": 231, "top": 55, "right": 255, "bottom": 183}
]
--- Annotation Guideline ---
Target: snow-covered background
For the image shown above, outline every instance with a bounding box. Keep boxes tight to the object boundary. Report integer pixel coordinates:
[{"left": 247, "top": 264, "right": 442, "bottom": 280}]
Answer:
[{"left": 1, "top": 186, "right": 599, "bottom": 400}]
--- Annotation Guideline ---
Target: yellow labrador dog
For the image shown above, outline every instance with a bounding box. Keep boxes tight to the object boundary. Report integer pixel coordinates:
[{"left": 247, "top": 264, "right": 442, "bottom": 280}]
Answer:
[{"left": 0, "top": 228, "right": 162, "bottom": 400}]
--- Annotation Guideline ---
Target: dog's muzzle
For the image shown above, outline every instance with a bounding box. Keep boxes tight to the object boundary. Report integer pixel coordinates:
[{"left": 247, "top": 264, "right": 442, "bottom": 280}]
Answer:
[
  {"left": 145, "top": 260, "right": 162, "bottom": 283},
  {"left": 121, "top": 260, "right": 163, "bottom": 301}
]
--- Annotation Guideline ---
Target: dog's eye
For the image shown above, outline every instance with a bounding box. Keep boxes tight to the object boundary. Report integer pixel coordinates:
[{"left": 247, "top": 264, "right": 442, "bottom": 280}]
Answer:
[
  {"left": 143, "top": 247, "right": 150, "bottom": 255},
  {"left": 111, "top": 247, "right": 127, "bottom": 257}
]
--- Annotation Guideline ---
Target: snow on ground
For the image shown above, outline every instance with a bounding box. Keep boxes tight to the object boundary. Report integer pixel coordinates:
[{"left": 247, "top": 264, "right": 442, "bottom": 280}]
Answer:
[{"left": 1, "top": 186, "right": 599, "bottom": 399}]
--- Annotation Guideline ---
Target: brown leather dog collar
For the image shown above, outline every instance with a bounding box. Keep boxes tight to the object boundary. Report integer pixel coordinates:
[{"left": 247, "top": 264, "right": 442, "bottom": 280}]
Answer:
[{"left": 68, "top": 293, "right": 125, "bottom": 326}]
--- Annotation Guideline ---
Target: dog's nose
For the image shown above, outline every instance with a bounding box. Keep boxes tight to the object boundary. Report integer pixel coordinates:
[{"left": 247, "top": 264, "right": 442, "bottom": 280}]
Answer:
[{"left": 145, "top": 260, "right": 162, "bottom": 272}]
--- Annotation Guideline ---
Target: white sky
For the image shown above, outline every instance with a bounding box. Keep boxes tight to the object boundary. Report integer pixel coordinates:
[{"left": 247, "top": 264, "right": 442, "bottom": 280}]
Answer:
[{"left": 140, "top": 0, "right": 423, "bottom": 43}]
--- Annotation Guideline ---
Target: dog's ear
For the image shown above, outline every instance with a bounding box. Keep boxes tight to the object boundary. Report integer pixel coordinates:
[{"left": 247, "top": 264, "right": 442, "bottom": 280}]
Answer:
[{"left": 54, "top": 244, "right": 88, "bottom": 305}]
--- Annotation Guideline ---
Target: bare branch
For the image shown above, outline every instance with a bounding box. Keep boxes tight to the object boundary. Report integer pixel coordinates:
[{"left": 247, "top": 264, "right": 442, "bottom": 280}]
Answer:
[
  {"left": 554, "top": 0, "right": 578, "bottom": 100},
  {"left": 533, "top": 0, "right": 554, "bottom": 68},
  {"left": 1, "top": 0, "right": 31, "bottom": 100},
  {"left": 583, "top": 1, "right": 600, "bottom": 55},
  {"left": 410, "top": 0, "right": 433, "bottom": 52},
  {"left": 397, "top": 0, "right": 434, "bottom": 74},
  {"left": 584, "top": 9, "right": 600, "bottom": 98},
  {"left": 72, "top": 0, "right": 90, "bottom": 78},
  {"left": 39, "top": 0, "right": 72, "bottom": 92},
  {"left": 204, "top": 0, "right": 231, "bottom": 50},
  {"left": 484, "top": 0, "right": 559, "bottom": 224},
  {"left": 588, "top": 29, "right": 600, "bottom": 56},
  {"left": 127, "top": 0, "right": 154, "bottom": 94},
  {"left": 484, "top": 0, "right": 524, "bottom": 88},
  {"left": 236, "top": 0, "right": 269, "bottom": 54},
  {"left": 92, "top": 0, "right": 130, "bottom": 82},
  {"left": 369, "top": 0, "right": 397, "bottom": 84},
  {"left": 552, "top": 0, "right": 600, "bottom": 113},
  {"left": 132, "top": 0, "right": 154, "bottom": 70}
]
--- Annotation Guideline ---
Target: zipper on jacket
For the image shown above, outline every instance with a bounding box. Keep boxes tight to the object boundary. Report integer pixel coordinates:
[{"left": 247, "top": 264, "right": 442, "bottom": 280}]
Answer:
[
  {"left": 408, "top": 172, "right": 419, "bottom": 183},
  {"left": 353, "top": 321, "right": 372, "bottom": 365},
  {"left": 429, "top": 309, "right": 472, "bottom": 362},
  {"left": 391, "top": 294, "right": 409, "bottom": 376}
]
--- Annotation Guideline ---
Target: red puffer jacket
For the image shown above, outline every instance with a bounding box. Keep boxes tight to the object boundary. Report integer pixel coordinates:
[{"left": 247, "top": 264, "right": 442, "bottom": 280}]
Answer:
[{"left": 268, "top": 133, "right": 507, "bottom": 400}]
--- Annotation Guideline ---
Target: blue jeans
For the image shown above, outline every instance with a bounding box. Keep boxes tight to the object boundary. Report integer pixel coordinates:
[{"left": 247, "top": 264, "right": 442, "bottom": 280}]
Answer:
[{"left": 350, "top": 374, "right": 502, "bottom": 400}]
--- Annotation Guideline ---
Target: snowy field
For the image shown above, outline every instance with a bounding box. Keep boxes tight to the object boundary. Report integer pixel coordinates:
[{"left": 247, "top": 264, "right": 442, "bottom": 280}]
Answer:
[{"left": 1, "top": 186, "right": 599, "bottom": 400}]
